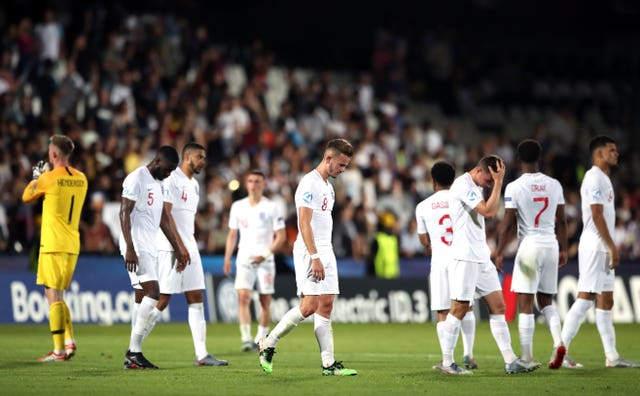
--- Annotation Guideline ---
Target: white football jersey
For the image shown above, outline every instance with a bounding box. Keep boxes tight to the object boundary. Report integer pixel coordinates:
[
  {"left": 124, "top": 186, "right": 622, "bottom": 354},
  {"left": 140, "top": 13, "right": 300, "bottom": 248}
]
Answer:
[
  {"left": 415, "top": 190, "right": 454, "bottom": 265},
  {"left": 156, "top": 167, "right": 199, "bottom": 252},
  {"left": 449, "top": 172, "right": 491, "bottom": 262},
  {"left": 504, "top": 172, "right": 565, "bottom": 242},
  {"left": 293, "top": 169, "right": 335, "bottom": 250},
  {"left": 119, "top": 166, "right": 168, "bottom": 255},
  {"left": 228, "top": 196, "right": 286, "bottom": 255},
  {"left": 579, "top": 166, "right": 615, "bottom": 252}
]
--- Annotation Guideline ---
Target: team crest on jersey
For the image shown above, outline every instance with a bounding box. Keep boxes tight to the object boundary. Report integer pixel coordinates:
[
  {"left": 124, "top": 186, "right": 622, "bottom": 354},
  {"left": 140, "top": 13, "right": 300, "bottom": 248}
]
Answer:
[
  {"left": 505, "top": 196, "right": 512, "bottom": 202},
  {"left": 467, "top": 190, "right": 478, "bottom": 202},
  {"left": 259, "top": 212, "right": 267, "bottom": 221},
  {"left": 303, "top": 191, "right": 313, "bottom": 204}
]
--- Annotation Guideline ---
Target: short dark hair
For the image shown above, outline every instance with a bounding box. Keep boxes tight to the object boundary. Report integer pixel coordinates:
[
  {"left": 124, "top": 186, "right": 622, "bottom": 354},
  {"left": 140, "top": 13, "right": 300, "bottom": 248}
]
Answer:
[
  {"left": 50, "top": 135, "right": 75, "bottom": 157},
  {"left": 326, "top": 138, "right": 354, "bottom": 157},
  {"left": 431, "top": 161, "right": 455, "bottom": 187},
  {"left": 247, "top": 169, "right": 265, "bottom": 179},
  {"left": 478, "top": 155, "right": 502, "bottom": 173},
  {"left": 517, "top": 139, "right": 541, "bottom": 164},
  {"left": 589, "top": 135, "right": 616, "bottom": 154},
  {"left": 157, "top": 145, "right": 180, "bottom": 164},
  {"left": 182, "top": 142, "right": 205, "bottom": 158}
]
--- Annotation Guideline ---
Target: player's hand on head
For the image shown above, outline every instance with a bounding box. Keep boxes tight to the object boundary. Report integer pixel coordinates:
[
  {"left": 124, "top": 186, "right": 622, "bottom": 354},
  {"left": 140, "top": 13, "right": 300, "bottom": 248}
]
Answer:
[{"left": 490, "top": 157, "right": 505, "bottom": 181}]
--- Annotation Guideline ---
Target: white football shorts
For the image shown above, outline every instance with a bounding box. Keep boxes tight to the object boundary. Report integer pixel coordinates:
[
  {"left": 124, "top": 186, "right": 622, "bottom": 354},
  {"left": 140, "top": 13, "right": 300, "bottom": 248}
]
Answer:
[
  {"left": 157, "top": 250, "right": 205, "bottom": 294},
  {"left": 293, "top": 245, "right": 339, "bottom": 296},
  {"left": 511, "top": 237, "right": 559, "bottom": 294},
  {"left": 234, "top": 253, "right": 276, "bottom": 294},
  {"left": 474, "top": 259, "right": 502, "bottom": 298},
  {"left": 449, "top": 259, "right": 479, "bottom": 302},
  {"left": 577, "top": 249, "right": 614, "bottom": 293},
  {"left": 127, "top": 250, "right": 158, "bottom": 286}
]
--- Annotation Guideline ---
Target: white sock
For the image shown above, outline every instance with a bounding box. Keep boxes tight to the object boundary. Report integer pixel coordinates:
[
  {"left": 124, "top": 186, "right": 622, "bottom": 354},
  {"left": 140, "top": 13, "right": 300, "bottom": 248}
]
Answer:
[
  {"left": 141, "top": 307, "right": 162, "bottom": 341},
  {"left": 314, "top": 314, "right": 334, "bottom": 368},
  {"left": 440, "top": 314, "right": 461, "bottom": 367},
  {"left": 561, "top": 298, "right": 593, "bottom": 351},
  {"left": 129, "top": 296, "right": 157, "bottom": 352},
  {"left": 490, "top": 314, "right": 517, "bottom": 363},
  {"left": 254, "top": 325, "right": 270, "bottom": 344},
  {"left": 461, "top": 311, "right": 476, "bottom": 358},
  {"left": 541, "top": 304, "right": 563, "bottom": 347},
  {"left": 265, "top": 306, "right": 306, "bottom": 348},
  {"left": 595, "top": 308, "right": 619, "bottom": 362},
  {"left": 130, "top": 303, "right": 140, "bottom": 338},
  {"left": 518, "top": 313, "right": 535, "bottom": 362},
  {"left": 240, "top": 323, "right": 252, "bottom": 343},
  {"left": 189, "top": 303, "right": 208, "bottom": 360}
]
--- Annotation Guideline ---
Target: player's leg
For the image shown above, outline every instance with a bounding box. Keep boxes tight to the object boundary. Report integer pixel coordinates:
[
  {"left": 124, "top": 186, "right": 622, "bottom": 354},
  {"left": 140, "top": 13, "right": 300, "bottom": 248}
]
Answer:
[
  {"left": 61, "top": 253, "right": 78, "bottom": 358},
  {"left": 237, "top": 289, "right": 254, "bottom": 350},
  {"left": 62, "top": 301, "right": 76, "bottom": 358},
  {"left": 141, "top": 250, "right": 180, "bottom": 341},
  {"left": 511, "top": 239, "right": 542, "bottom": 364},
  {"left": 186, "top": 289, "right": 228, "bottom": 366},
  {"left": 537, "top": 293, "right": 565, "bottom": 368},
  {"left": 234, "top": 262, "right": 257, "bottom": 351},
  {"left": 254, "top": 261, "right": 275, "bottom": 345},
  {"left": 255, "top": 294, "right": 272, "bottom": 344},
  {"left": 315, "top": 294, "right": 336, "bottom": 369},
  {"left": 479, "top": 261, "right": 539, "bottom": 373},
  {"left": 259, "top": 248, "right": 319, "bottom": 374},
  {"left": 37, "top": 252, "right": 75, "bottom": 362},
  {"left": 595, "top": 290, "right": 616, "bottom": 362},
  {"left": 125, "top": 252, "right": 160, "bottom": 369},
  {"left": 141, "top": 293, "right": 169, "bottom": 341},
  {"left": 561, "top": 249, "right": 599, "bottom": 366},
  {"left": 434, "top": 259, "right": 475, "bottom": 374},
  {"left": 461, "top": 307, "right": 477, "bottom": 369},
  {"left": 41, "top": 286, "right": 67, "bottom": 361},
  {"left": 517, "top": 293, "right": 536, "bottom": 363}
]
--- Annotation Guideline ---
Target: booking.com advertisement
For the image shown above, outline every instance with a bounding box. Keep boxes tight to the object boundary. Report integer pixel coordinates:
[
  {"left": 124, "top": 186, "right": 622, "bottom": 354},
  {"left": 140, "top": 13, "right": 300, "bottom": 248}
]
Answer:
[{"left": 2, "top": 255, "right": 640, "bottom": 324}]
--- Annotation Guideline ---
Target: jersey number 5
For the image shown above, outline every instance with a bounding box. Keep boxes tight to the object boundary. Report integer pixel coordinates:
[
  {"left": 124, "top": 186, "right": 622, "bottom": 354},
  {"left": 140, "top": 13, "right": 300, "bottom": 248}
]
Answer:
[{"left": 533, "top": 196, "right": 549, "bottom": 228}]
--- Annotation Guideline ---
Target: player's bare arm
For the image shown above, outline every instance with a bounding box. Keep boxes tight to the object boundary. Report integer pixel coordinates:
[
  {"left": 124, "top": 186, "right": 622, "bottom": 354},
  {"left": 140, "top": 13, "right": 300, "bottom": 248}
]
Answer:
[
  {"left": 418, "top": 233, "right": 432, "bottom": 256},
  {"left": 160, "top": 202, "right": 190, "bottom": 271},
  {"left": 555, "top": 204, "right": 568, "bottom": 267},
  {"left": 298, "top": 206, "right": 324, "bottom": 280},
  {"left": 223, "top": 227, "right": 238, "bottom": 277},
  {"left": 591, "top": 203, "right": 619, "bottom": 269},
  {"left": 495, "top": 208, "right": 517, "bottom": 273},
  {"left": 120, "top": 197, "right": 139, "bottom": 272}
]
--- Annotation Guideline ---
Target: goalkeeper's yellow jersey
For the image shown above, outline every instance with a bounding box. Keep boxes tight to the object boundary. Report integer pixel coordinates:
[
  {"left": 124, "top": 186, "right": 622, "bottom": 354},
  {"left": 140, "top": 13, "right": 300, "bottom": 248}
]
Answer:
[{"left": 22, "top": 166, "right": 88, "bottom": 254}]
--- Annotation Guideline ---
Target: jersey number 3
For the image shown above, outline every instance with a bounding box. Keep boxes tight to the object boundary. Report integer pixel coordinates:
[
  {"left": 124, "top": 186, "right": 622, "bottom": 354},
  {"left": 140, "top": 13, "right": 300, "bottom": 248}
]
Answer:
[{"left": 438, "top": 214, "right": 453, "bottom": 246}]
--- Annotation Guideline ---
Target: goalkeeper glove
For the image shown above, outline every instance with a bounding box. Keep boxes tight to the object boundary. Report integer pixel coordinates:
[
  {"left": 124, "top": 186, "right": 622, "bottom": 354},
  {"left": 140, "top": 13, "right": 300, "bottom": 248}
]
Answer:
[{"left": 32, "top": 160, "right": 51, "bottom": 180}]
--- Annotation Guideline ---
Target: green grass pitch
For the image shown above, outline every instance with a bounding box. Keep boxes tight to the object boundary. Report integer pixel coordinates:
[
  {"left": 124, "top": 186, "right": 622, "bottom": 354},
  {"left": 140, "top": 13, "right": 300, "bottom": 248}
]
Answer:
[{"left": 1, "top": 322, "right": 639, "bottom": 395}]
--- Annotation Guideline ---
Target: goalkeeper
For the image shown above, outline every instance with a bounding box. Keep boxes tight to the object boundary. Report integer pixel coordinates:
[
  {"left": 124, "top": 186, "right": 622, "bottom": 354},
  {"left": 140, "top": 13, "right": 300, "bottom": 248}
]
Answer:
[{"left": 22, "top": 135, "right": 88, "bottom": 362}]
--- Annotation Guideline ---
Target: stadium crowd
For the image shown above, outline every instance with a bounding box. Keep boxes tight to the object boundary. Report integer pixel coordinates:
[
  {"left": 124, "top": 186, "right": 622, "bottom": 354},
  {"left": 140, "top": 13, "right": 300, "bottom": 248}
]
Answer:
[{"left": 1, "top": 4, "right": 639, "bottom": 269}]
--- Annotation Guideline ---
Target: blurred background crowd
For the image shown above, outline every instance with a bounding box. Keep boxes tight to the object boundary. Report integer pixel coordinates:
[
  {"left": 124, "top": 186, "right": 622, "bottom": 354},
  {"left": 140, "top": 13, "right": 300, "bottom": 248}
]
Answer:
[{"left": 0, "top": 1, "right": 639, "bottom": 272}]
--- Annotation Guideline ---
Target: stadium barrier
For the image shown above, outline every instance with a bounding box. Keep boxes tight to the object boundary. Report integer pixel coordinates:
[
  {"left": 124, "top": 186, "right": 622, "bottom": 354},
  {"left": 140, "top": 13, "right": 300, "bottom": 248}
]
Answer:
[{"left": 1, "top": 255, "right": 639, "bottom": 324}]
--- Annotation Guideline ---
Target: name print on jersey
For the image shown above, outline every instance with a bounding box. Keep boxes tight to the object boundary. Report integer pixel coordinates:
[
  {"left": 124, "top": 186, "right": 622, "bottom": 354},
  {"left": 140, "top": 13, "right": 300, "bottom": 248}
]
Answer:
[
  {"left": 530, "top": 184, "right": 546, "bottom": 192},
  {"left": 431, "top": 201, "right": 449, "bottom": 209}
]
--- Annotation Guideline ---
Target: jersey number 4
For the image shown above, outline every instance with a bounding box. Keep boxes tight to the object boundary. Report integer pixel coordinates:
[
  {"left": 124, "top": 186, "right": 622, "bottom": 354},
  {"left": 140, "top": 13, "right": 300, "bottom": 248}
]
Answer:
[{"left": 533, "top": 196, "right": 549, "bottom": 228}]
